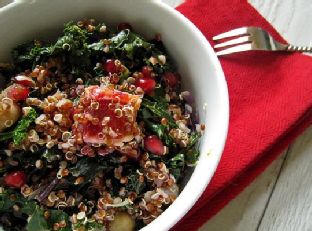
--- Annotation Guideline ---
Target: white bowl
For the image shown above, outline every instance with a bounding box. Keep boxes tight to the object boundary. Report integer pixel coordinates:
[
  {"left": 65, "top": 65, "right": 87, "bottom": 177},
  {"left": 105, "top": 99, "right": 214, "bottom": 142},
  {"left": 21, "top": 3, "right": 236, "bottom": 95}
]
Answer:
[{"left": 0, "top": 0, "right": 229, "bottom": 230}]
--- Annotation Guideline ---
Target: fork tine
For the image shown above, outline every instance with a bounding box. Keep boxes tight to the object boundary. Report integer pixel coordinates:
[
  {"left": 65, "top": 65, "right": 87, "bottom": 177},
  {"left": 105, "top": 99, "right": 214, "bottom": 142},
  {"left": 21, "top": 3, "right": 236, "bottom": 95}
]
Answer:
[
  {"left": 215, "top": 43, "right": 253, "bottom": 56},
  {"left": 213, "top": 27, "right": 249, "bottom": 40},
  {"left": 214, "top": 35, "right": 251, "bottom": 48}
]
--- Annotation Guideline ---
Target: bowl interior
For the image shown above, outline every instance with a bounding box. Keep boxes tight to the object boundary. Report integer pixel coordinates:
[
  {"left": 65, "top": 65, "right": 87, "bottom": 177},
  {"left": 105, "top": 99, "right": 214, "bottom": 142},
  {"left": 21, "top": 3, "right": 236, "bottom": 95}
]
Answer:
[{"left": 0, "top": 0, "right": 229, "bottom": 230}]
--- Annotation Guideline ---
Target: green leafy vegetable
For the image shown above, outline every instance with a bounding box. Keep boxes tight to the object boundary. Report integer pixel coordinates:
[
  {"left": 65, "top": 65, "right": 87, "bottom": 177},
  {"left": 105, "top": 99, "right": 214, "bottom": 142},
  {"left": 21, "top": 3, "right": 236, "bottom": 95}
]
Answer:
[
  {"left": 26, "top": 208, "right": 49, "bottom": 231},
  {"left": 167, "top": 153, "right": 185, "bottom": 180},
  {"left": 126, "top": 173, "right": 146, "bottom": 195},
  {"left": 141, "top": 98, "right": 177, "bottom": 128},
  {"left": 12, "top": 41, "right": 51, "bottom": 70},
  {"left": 73, "top": 219, "right": 104, "bottom": 231},
  {"left": 185, "top": 149, "right": 200, "bottom": 166},
  {"left": 69, "top": 157, "right": 113, "bottom": 190},
  {"left": 0, "top": 108, "right": 37, "bottom": 144},
  {"left": 26, "top": 208, "right": 71, "bottom": 231},
  {"left": 42, "top": 148, "right": 60, "bottom": 162},
  {"left": 70, "top": 158, "right": 103, "bottom": 177},
  {"left": 119, "top": 68, "right": 130, "bottom": 83},
  {"left": 49, "top": 210, "right": 71, "bottom": 231},
  {"left": 0, "top": 189, "right": 37, "bottom": 215},
  {"left": 184, "top": 132, "right": 201, "bottom": 165},
  {"left": 188, "top": 132, "right": 201, "bottom": 148},
  {"left": 144, "top": 120, "right": 176, "bottom": 148}
]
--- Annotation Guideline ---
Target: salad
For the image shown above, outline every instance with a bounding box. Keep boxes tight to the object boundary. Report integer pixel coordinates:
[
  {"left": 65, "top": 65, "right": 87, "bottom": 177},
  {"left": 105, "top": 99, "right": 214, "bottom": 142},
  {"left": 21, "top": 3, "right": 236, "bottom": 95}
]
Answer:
[{"left": 0, "top": 19, "right": 203, "bottom": 231}]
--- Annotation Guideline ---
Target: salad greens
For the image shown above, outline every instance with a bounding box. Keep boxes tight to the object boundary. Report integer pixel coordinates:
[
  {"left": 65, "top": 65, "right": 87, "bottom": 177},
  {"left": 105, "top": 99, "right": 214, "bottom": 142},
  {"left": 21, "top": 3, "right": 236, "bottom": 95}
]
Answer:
[{"left": 0, "top": 20, "right": 202, "bottom": 231}]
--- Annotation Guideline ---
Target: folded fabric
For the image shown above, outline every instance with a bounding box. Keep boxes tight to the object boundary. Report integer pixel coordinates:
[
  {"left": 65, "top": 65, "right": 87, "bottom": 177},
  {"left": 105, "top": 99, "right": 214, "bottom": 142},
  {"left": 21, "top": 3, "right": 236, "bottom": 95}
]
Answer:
[{"left": 171, "top": 0, "right": 312, "bottom": 230}]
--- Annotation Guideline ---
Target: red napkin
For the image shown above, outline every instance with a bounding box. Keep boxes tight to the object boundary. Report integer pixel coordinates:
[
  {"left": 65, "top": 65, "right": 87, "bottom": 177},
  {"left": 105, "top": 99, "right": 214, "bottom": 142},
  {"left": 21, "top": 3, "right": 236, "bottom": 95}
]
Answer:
[{"left": 171, "top": 0, "right": 312, "bottom": 230}]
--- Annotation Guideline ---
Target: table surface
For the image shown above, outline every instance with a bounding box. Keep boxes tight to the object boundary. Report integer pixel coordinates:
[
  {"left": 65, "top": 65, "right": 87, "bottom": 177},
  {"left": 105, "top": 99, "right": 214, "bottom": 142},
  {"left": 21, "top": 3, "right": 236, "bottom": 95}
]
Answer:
[{"left": 162, "top": 0, "right": 312, "bottom": 231}]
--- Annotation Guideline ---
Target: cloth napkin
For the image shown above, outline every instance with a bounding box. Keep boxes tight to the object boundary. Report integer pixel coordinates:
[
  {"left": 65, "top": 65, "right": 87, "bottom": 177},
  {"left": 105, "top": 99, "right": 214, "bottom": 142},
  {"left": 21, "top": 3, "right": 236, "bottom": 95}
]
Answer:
[{"left": 171, "top": 0, "right": 312, "bottom": 230}]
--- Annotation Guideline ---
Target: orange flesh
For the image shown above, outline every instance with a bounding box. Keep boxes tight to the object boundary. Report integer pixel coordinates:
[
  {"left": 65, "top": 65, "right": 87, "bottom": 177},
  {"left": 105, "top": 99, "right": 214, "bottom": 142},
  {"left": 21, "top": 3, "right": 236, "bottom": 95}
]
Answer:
[{"left": 74, "top": 85, "right": 141, "bottom": 146}]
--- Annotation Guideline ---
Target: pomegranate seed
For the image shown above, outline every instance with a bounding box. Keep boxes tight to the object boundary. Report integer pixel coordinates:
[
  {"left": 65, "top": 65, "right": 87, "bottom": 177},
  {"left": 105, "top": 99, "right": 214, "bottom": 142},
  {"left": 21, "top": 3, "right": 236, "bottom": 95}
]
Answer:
[
  {"left": 144, "top": 135, "right": 165, "bottom": 155},
  {"left": 14, "top": 75, "right": 35, "bottom": 87},
  {"left": 135, "top": 78, "right": 156, "bottom": 94},
  {"left": 104, "top": 59, "right": 118, "bottom": 73},
  {"left": 7, "top": 84, "right": 30, "bottom": 101},
  {"left": 117, "top": 22, "right": 133, "bottom": 32},
  {"left": 163, "top": 72, "right": 180, "bottom": 88},
  {"left": 4, "top": 171, "right": 27, "bottom": 188},
  {"left": 141, "top": 66, "right": 153, "bottom": 78}
]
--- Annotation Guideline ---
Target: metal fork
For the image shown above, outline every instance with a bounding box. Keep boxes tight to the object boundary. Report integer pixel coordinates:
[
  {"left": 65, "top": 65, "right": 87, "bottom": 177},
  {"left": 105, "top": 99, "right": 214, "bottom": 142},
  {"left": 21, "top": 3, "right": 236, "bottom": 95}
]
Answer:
[{"left": 213, "top": 26, "right": 312, "bottom": 56}]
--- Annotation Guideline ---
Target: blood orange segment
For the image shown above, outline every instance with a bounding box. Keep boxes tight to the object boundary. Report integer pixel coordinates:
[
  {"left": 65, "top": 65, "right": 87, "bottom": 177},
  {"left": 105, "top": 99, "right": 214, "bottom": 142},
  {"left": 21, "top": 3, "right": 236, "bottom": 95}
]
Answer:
[{"left": 73, "top": 86, "right": 141, "bottom": 146}]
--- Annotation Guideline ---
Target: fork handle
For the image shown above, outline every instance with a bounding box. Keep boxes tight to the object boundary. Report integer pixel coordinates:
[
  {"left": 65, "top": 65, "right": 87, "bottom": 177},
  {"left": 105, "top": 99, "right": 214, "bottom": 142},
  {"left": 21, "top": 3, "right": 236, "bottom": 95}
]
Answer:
[{"left": 286, "top": 45, "right": 312, "bottom": 52}]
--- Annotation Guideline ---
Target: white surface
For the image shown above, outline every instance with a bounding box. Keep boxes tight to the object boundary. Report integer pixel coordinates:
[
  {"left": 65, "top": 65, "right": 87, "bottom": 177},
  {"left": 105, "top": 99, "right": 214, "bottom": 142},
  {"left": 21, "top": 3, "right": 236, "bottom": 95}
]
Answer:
[
  {"left": 0, "top": 1, "right": 229, "bottom": 231},
  {"left": 162, "top": 0, "right": 312, "bottom": 231}
]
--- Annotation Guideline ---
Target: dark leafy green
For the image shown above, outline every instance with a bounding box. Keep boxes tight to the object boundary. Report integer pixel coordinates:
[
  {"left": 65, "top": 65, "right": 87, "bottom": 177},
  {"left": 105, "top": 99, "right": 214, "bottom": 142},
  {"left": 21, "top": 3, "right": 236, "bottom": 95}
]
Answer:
[
  {"left": 141, "top": 98, "right": 176, "bottom": 128},
  {"left": 73, "top": 219, "right": 104, "bottom": 231},
  {"left": 167, "top": 153, "right": 185, "bottom": 180},
  {"left": 188, "top": 132, "right": 201, "bottom": 148},
  {"left": 110, "top": 30, "right": 152, "bottom": 59},
  {"left": 185, "top": 149, "right": 200, "bottom": 166},
  {"left": 49, "top": 210, "right": 71, "bottom": 231},
  {"left": 126, "top": 173, "right": 146, "bottom": 195},
  {"left": 144, "top": 120, "right": 176, "bottom": 148},
  {"left": 26, "top": 208, "right": 71, "bottom": 231},
  {"left": 0, "top": 189, "right": 37, "bottom": 215},
  {"left": 26, "top": 208, "right": 49, "bottom": 231},
  {"left": 42, "top": 148, "right": 60, "bottom": 162}
]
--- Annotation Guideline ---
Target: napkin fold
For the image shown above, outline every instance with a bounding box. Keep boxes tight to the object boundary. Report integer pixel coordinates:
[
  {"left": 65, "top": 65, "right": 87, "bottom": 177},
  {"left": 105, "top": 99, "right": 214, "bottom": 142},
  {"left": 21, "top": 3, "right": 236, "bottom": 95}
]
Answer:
[{"left": 172, "top": 0, "right": 312, "bottom": 230}]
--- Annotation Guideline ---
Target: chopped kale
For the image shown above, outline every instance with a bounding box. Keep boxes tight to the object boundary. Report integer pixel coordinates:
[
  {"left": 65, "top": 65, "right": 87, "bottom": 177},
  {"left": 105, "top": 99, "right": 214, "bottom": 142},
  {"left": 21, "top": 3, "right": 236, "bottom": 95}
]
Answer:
[
  {"left": 185, "top": 149, "right": 200, "bottom": 166},
  {"left": 188, "top": 132, "right": 201, "bottom": 148},
  {"left": 26, "top": 208, "right": 71, "bottom": 231},
  {"left": 141, "top": 98, "right": 177, "bottom": 128},
  {"left": 0, "top": 189, "right": 37, "bottom": 215},
  {"left": 0, "top": 19, "right": 202, "bottom": 231},
  {"left": 167, "top": 153, "right": 185, "bottom": 181},
  {"left": 26, "top": 208, "right": 49, "bottom": 231},
  {"left": 126, "top": 173, "right": 146, "bottom": 195},
  {"left": 144, "top": 120, "right": 176, "bottom": 148}
]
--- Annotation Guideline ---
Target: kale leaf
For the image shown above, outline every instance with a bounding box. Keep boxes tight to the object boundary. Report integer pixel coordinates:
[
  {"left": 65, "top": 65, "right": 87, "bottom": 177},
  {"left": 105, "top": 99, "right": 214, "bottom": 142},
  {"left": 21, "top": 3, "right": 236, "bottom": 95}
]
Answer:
[
  {"left": 26, "top": 208, "right": 49, "bottom": 231},
  {"left": 49, "top": 210, "right": 71, "bottom": 231},
  {"left": 144, "top": 120, "right": 176, "bottom": 148},
  {"left": 188, "top": 132, "right": 201, "bottom": 148},
  {"left": 0, "top": 189, "right": 37, "bottom": 215},
  {"left": 26, "top": 208, "right": 71, "bottom": 231},
  {"left": 185, "top": 132, "right": 201, "bottom": 165},
  {"left": 12, "top": 41, "right": 51, "bottom": 70},
  {"left": 126, "top": 173, "right": 146, "bottom": 195},
  {"left": 167, "top": 153, "right": 185, "bottom": 181},
  {"left": 141, "top": 98, "right": 176, "bottom": 128},
  {"left": 185, "top": 149, "right": 200, "bottom": 166}
]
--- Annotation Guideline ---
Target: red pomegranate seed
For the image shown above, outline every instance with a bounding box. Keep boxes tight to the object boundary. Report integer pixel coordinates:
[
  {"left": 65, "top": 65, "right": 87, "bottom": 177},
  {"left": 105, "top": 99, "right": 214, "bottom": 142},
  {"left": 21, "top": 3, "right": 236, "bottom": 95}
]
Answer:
[
  {"left": 163, "top": 72, "right": 180, "bottom": 88},
  {"left": 144, "top": 135, "right": 165, "bottom": 155},
  {"left": 7, "top": 84, "right": 30, "bottom": 101},
  {"left": 14, "top": 75, "right": 35, "bottom": 87},
  {"left": 4, "top": 171, "right": 27, "bottom": 188},
  {"left": 141, "top": 66, "right": 153, "bottom": 79},
  {"left": 117, "top": 22, "right": 133, "bottom": 32},
  {"left": 135, "top": 78, "right": 156, "bottom": 94},
  {"left": 104, "top": 59, "right": 118, "bottom": 73}
]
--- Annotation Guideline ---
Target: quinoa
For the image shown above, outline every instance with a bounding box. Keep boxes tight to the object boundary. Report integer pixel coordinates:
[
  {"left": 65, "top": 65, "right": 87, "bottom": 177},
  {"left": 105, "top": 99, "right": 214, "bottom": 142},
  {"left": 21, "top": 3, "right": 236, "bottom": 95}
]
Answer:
[{"left": 0, "top": 19, "right": 203, "bottom": 231}]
